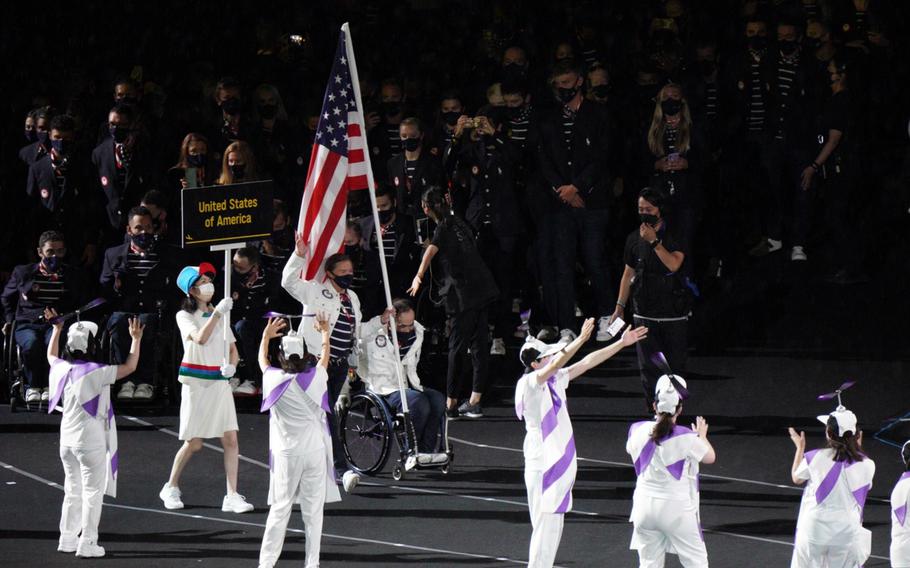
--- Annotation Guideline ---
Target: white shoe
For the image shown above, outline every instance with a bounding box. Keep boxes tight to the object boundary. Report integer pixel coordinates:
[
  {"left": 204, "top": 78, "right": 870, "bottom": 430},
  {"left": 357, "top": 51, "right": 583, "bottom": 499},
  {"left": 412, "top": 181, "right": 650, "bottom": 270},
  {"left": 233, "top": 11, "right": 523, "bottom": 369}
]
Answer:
[
  {"left": 222, "top": 492, "right": 254, "bottom": 513},
  {"left": 417, "top": 452, "right": 449, "bottom": 465},
  {"left": 75, "top": 539, "right": 105, "bottom": 558},
  {"left": 767, "top": 238, "right": 783, "bottom": 253},
  {"left": 228, "top": 377, "right": 240, "bottom": 391},
  {"left": 58, "top": 535, "right": 78, "bottom": 553},
  {"left": 490, "top": 338, "right": 505, "bottom": 356},
  {"left": 133, "top": 383, "right": 154, "bottom": 399},
  {"left": 25, "top": 388, "right": 40, "bottom": 403},
  {"left": 790, "top": 246, "right": 807, "bottom": 261},
  {"left": 559, "top": 328, "right": 577, "bottom": 342},
  {"left": 342, "top": 470, "right": 361, "bottom": 493},
  {"left": 159, "top": 482, "right": 183, "bottom": 510},
  {"left": 233, "top": 380, "right": 258, "bottom": 396},
  {"left": 574, "top": 304, "right": 583, "bottom": 317},
  {"left": 40, "top": 388, "right": 49, "bottom": 402},
  {"left": 118, "top": 381, "right": 135, "bottom": 399},
  {"left": 595, "top": 316, "right": 612, "bottom": 342}
]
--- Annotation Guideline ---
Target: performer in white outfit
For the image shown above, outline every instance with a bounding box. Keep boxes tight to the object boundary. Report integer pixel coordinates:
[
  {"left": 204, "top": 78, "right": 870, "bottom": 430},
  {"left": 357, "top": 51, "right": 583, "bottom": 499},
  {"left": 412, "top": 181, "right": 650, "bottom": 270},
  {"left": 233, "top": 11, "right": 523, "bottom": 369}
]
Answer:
[
  {"left": 45, "top": 308, "right": 144, "bottom": 558},
  {"left": 892, "top": 441, "right": 910, "bottom": 568},
  {"left": 257, "top": 315, "right": 341, "bottom": 568},
  {"left": 159, "top": 263, "right": 254, "bottom": 513},
  {"left": 626, "top": 375, "right": 716, "bottom": 568},
  {"left": 788, "top": 406, "right": 875, "bottom": 568},
  {"left": 516, "top": 318, "right": 647, "bottom": 568}
]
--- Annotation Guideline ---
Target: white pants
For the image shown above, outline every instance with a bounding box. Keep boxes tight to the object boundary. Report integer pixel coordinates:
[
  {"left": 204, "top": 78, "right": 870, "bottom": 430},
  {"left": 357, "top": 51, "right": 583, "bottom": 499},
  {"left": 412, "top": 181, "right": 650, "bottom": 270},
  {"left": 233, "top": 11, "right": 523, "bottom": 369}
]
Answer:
[
  {"left": 259, "top": 450, "right": 326, "bottom": 568},
  {"left": 59, "top": 445, "right": 106, "bottom": 542},
  {"left": 791, "top": 539, "right": 857, "bottom": 568},
  {"left": 525, "top": 469, "right": 565, "bottom": 568},
  {"left": 630, "top": 495, "right": 708, "bottom": 568}
]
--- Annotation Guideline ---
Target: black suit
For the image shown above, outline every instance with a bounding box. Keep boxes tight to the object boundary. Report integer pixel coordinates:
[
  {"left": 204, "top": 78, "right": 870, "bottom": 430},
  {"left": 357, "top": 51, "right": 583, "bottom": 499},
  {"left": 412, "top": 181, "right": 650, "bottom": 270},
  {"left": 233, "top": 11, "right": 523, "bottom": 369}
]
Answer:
[
  {"left": 91, "top": 140, "right": 155, "bottom": 231},
  {"left": 386, "top": 152, "right": 444, "bottom": 219}
]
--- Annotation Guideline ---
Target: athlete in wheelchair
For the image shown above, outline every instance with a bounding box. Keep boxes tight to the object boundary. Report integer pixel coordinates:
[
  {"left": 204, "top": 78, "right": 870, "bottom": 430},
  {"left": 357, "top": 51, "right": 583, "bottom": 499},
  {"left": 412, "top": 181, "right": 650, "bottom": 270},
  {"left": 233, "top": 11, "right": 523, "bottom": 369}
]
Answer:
[{"left": 337, "top": 298, "right": 451, "bottom": 480}]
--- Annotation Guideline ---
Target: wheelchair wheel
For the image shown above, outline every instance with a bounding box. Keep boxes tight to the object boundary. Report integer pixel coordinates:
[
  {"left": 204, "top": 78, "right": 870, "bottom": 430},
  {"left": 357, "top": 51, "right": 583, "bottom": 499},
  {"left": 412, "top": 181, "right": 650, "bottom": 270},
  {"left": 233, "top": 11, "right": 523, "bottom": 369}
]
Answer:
[
  {"left": 392, "top": 463, "right": 404, "bottom": 481},
  {"left": 340, "top": 392, "right": 393, "bottom": 475}
]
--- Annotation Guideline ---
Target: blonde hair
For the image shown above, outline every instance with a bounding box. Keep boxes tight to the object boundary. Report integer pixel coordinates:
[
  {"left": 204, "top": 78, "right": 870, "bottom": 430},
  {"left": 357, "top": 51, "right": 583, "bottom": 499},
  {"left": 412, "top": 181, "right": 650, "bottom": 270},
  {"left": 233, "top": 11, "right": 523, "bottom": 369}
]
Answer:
[
  {"left": 217, "top": 141, "right": 258, "bottom": 185},
  {"left": 647, "top": 84, "right": 692, "bottom": 157}
]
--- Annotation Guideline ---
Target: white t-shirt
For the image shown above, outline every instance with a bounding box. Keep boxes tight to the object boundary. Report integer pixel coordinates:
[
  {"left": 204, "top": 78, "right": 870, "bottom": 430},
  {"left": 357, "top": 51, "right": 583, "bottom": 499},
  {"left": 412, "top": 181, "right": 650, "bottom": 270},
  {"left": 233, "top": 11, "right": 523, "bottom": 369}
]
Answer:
[
  {"left": 59, "top": 365, "right": 117, "bottom": 449},
  {"left": 794, "top": 449, "right": 873, "bottom": 544},
  {"left": 628, "top": 423, "right": 709, "bottom": 501},
  {"left": 520, "top": 368, "right": 570, "bottom": 471},
  {"left": 176, "top": 309, "right": 236, "bottom": 383},
  {"left": 269, "top": 367, "right": 329, "bottom": 456}
]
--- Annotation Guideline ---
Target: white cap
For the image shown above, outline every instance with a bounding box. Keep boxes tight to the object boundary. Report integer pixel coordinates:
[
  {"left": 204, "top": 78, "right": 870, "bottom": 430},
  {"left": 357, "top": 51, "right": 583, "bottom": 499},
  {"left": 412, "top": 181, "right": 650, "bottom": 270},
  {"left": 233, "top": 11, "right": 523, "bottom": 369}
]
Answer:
[
  {"left": 655, "top": 374, "right": 687, "bottom": 414},
  {"left": 817, "top": 406, "right": 858, "bottom": 437},
  {"left": 66, "top": 321, "right": 98, "bottom": 353},
  {"left": 281, "top": 331, "right": 306, "bottom": 358},
  {"left": 519, "top": 336, "right": 567, "bottom": 365}
]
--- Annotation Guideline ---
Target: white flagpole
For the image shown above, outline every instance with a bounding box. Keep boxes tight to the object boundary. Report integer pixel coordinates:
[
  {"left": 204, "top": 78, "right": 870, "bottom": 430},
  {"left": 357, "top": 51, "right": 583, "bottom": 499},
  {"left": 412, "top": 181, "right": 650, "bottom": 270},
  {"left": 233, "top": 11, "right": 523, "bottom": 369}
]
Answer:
[{"left": 343, "top": 23, "right": 417, "bottom": 453}]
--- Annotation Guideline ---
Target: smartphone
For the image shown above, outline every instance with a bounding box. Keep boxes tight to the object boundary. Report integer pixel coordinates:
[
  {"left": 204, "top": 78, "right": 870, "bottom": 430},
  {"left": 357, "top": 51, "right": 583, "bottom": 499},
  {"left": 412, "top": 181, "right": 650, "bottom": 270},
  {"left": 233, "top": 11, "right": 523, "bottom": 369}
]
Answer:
[
  {"left": 185, "top": 167, "right": 199, "bottom": 188},
  {"left": 667, "top": 152, "right": 680, "bottom": 163},
  {"left": 416, "top": 217, "right": 429, "bottom": 244},
  {"left": 606, "top": 316, "right": 626, "bottom": 338}
]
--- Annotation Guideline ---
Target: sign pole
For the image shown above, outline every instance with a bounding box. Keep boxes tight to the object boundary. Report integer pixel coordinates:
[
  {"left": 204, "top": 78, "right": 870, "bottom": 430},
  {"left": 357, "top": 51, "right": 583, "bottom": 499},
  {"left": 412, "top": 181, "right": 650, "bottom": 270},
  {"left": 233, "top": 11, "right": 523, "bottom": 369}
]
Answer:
[{"left": 210, "top": 243, "right": 236, "bottom": 368}]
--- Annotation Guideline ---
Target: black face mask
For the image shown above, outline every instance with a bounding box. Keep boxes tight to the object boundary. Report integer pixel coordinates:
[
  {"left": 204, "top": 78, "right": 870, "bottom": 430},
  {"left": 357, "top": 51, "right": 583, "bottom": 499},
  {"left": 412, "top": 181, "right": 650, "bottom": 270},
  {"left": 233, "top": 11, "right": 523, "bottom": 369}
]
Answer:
[
  {"left": 442, "top": 111, "right": 460, "bottom": 126},
  {"left": 640, "top": 213, "right": 660, "bottom": 226},
  {"left": 118, "top": 95, "right": 139, "bottom": 106},
  {"left": 187, "top": 153, "right": 206, "bottom": 167},
  {"left": 221, "top": 97, "right": 242, "bottom": 115},
  {"left": 51, "top": 139, "right": 69, "bottom": 156},
  {"left": 230, "top": 164, "right": 246, "bottom": 179},
  {"left": 269, "top": 228, "right": 292, "bottom": 248},
  {"left": 131, "top": 232, "right": 155, "bottom": 250},
  {"left": 383, "top": 102, "right": 402, "bottom": 117},
  {"left": 378, "top": 209, "right": 395, "bottom": 224},
  {"left": 502, "top": 62, "right": 526, "bottom": 78},
  {"left": 661, "top": 99, "right": 683, "bottom": 116},
  {"left": 110, "top": 125, "right": 130, "bottom": 143},
  {"left": 331, "top": 273, "right": 353, "bottom": 290},
  {"left": 747, "top": 35, "right": 768, "bottom": 51},
  {"left": 697, "top": 60, "right": 716, "bottom": 77},
  {"left": 43, "top": 255, "right": 61, "bottom": 272},
  {"left": 25, "top": 129, "right": 38, "bottom": 143},
  {"left": 36, "top": 131, "right": 50, "bottom": 146},
  {"left": 258, "top": 104, "right": 278, "bottom": 119},
  {"left": 505, "top": 106, "right": 523, "bottom": 120},
  {"left": 779, "top": 40, "right": 798, "bottom": 56},
  {"left": 344, "top": 244, "right": 361, "bottom": 258},
  {"left": 556, "top": 86, "right": 579, "bottom": 104},
  {"left": 591, "top": 85, "right": 610, "bottom": 99},
  {"left": 402, "top": 137, "right": 421, "bottom": 152}
]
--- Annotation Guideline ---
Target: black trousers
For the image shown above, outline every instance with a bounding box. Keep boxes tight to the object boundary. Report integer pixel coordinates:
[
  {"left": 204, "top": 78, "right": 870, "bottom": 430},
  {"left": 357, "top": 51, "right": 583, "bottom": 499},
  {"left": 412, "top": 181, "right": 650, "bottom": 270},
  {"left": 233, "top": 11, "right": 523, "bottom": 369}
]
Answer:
[
  {"left": 326, "top": 359, "right": 349, "bottom": 471},
  {"left": 633, "top": 316, "right": 688, "bottom": 410},
  {"left": 446, "top": 305, "right": 490, "bottom": 399}
]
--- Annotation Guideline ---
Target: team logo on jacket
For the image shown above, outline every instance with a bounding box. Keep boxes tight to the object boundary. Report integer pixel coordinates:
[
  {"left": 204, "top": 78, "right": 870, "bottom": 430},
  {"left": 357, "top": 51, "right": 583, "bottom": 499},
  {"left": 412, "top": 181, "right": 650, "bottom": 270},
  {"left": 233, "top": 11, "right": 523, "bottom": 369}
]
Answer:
[
  {"left": 375, "top": 335, "right": 387, "bottom": 348},
  {"left": 40, "top": 188, "right": 50, "bottom": 199},
  {"left": 471, "top": 166, "right": 480, "bottom": 175},
  {"left": 394, "top": 176, "right": 400, "bottom": 187},
  {"left": 322, "top": 289, "right": 334, "bottom": 299},
  {"left": 101, "top": 176, "right": 109, "bottom": 187}
]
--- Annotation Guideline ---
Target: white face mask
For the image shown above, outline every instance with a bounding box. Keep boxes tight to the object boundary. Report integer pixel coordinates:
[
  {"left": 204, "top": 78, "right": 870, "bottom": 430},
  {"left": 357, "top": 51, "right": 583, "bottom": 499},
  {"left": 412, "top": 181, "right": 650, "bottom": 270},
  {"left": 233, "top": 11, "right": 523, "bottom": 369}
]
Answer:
[{"left": 196, "top": 282, "right": 215, "bottom": 301}]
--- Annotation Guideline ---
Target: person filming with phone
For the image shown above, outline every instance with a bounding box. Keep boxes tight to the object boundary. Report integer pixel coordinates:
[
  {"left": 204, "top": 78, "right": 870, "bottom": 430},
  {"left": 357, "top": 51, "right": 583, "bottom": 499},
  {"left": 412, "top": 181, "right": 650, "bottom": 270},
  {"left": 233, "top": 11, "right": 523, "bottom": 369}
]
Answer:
[{"left": 611, "top": 188, "right": 693, "bottom": 410}]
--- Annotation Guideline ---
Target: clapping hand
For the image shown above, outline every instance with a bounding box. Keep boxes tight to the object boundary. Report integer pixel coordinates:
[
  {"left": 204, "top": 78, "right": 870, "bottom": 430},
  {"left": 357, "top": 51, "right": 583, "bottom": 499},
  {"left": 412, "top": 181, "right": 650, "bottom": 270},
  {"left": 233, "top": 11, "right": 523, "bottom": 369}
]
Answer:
[
  {"left": 621, "top": 326, "right": 648, "bottom": 346},
  {"left": 788, "top": 427, "right": 806, "bottom": 451}
]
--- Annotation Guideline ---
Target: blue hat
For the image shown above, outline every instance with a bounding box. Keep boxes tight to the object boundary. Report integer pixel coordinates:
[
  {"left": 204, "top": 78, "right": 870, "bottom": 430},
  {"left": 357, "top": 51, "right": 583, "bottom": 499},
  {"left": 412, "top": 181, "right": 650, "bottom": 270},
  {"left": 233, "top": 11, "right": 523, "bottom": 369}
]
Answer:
[{"left": 177, "top": 262, "right": 216, "bottom": 295}]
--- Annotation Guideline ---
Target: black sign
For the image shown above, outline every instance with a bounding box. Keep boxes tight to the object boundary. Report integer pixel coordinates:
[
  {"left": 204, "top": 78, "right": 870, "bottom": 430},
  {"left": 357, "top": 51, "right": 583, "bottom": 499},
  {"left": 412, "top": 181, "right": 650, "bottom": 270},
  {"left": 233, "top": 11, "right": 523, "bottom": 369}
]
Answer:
[{"left": 181, "top": 180, "right": 273, "bottom": 248}]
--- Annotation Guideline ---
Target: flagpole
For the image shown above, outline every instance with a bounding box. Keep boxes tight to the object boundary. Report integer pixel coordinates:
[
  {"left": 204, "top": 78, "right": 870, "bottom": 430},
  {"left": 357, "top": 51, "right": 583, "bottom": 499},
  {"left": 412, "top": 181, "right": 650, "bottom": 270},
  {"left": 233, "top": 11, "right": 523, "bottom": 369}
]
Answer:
[{"left": 343, "top": 23, "right": 418, "bottom": 456}]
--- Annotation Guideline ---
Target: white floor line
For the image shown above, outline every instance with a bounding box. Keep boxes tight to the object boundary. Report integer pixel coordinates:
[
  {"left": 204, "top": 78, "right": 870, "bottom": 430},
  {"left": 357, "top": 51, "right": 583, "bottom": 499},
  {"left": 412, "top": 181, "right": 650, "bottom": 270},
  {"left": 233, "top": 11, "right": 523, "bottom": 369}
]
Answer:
[
  {"left": 122, "top": 415, "right": 891, "bottom": 561},
  {"left": 0, "top": 460, "right": 537, "bottom": 566}
]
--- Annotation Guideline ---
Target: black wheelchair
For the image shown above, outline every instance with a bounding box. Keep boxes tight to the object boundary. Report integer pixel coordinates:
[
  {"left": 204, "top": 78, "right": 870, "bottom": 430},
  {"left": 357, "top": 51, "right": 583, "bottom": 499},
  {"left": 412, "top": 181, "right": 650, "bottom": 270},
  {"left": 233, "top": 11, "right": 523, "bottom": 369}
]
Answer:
[
  {"left": 339, "top": 386, "right": 453, "bottom": 481},
  {"left": 2, "top": 320, "right": 35, "bottom": 412}
]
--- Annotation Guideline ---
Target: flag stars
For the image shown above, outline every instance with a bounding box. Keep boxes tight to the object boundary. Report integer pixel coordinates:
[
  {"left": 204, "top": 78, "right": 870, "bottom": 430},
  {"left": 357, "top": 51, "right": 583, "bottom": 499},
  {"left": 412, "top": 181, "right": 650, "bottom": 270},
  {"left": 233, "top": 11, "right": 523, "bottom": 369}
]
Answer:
[
  {"left": 335, "top": 75, "right": 342, "bottom": 83},
  {"left": 323, "top": 112, "right": 329, "bottom": 120},
  {"left": 340, "top": 56, "right": 346, "bottom": 65},
  {"left": 328, "top": 93, "right": 336, "bottom": 102},
  {"left": 330, "top": 139, "right": 339, "bottom": 147},
  {"left": 332, "top": 107, "right": 341, "bottom": 115}
]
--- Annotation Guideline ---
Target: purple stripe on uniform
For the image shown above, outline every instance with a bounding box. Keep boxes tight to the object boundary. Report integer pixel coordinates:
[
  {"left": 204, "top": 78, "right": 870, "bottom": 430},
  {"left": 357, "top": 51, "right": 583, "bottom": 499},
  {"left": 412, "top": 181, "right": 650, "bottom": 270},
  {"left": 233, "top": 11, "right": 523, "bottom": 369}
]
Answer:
[
  {"left": 666, "top": 459, "right": 686, "bottom": 480},
  {"left": 902, "top": 471, "right": 910, "bottom": 481},
  {"left": 542, "top": 437, "right": 576, "bottom": 491},
  {"left": 515, "top": 399, "right": 524, "bottom": 420},
  {"left": 698, "top": 521, "right": 704, "bottom": 542},
  {"left": 634, "top": 440, "right": 656, "bottom": 476},
  {"left": 554, "top": 489, "right": 572, "bottom": 514},
  {"left": 320, "top": 391, "right": 330, "bottom": 413},
  {"left": 260, "top": 379, "right": 293, "bottom": 412},
  {"left": 804, "top": 449, "right": 819, "bottom": 465},
  {"left": 896, "top": 504, "right": 908, "bottom": 527},
  {"left": 852, "top": 484, "right": 870, "bottom": 510},
  {"left": 541, "top": 406, "right": 559, "bottom": 439},
  {"left": 82, "top": 395, "right": 100, "bottom": 417},
  {"left": 815, "top": 461, "right": 844, "bottom": 504},
  {"left": 295, "top": 368, "right": 317, "bottom": 391},
  {"left": 110, "top": 451, "right": 119, "bottom": 476}
]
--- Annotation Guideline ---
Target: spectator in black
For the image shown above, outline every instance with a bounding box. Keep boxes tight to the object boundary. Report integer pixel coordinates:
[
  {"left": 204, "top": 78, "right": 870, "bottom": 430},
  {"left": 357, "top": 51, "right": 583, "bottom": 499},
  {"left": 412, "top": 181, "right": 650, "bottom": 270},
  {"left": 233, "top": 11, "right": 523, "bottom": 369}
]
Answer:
[
  {"left": 208, "top": 77, "right": 253, "bottom": 160},
  {"left": 250, "top": 84, "right": 305, "bottom": 201},
  {"left": 230, "top": 246, "right": 269, "bottom": 396},
  {"left": 367, "top": 78, "right": 408, "bottom": 181},
  {"left": 19, "top": 106, "right": 52, "bottom": 167},
  {"left": 611, "top": 188, "right": 692, "bottom": 408},
  {"left": 96, "top": 77, "right": 153, "bottom": 145},
  {"left": 216, "top": 141, "right": 259, "bottom": 185},
  {"left": 92, "top": 103, "right": 156, "bottom": 235},
  {"left": 537, "top": 59, "right": 615, "bottom": 343},
  {"left": 444, "top": 108, "right": 522, "bottom": 356},
  {"left": 250, "top": 199, "right": 297, "bottom": 314},
  {"left": 343, "top": 221, "right": 377, "bottom": 315},
  {"left": 387, "top": 117, "right": 444, "bottom": 219},
  {"left": 429, "top": 91, "right": 467, "bottom": 157},
  {"left": 408, "top": 187, "right": 498, "bottom": 419},
  {"left": 2, "top": 230, "right": 88, "bottom": 403},
  {"left": 100, "top": 206, "right": 176, "bottom": 400},
  {"left": 359, "top": 185, "right": 418, "bottom": 304},
  {"left": 26, "top": 114, "right": 101, "bottom": 267}
]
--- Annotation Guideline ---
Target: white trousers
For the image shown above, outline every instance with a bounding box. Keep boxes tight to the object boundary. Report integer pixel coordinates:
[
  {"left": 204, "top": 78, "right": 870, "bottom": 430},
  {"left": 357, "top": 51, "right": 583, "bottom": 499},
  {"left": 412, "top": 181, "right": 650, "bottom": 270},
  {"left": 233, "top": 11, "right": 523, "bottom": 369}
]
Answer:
[
  {"left": 259, "top": 450, "right": 326, "bottom": 568},
  {"left": 791, "top": 538, "right": 857, "bottom": 568},
  {"left": 525, "top": 469, "right": 565, "bottom": 568},
  {"left": 59, "top": 445, "right": 106, "bottom": 542},
  {"left": 630, "top": 495, "right": 708, "bottom": 568}
]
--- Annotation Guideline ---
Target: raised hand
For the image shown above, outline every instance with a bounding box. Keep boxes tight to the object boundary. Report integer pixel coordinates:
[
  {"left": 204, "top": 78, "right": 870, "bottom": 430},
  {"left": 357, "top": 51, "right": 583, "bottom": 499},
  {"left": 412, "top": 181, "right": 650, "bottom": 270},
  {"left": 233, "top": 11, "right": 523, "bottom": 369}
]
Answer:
[
  {"left": 692, "top": 416, "right": 708, "bottom": 438},
  {"left": 128, "top": 317, "right": 145, "bottom": 340},
  {"left": 577, "top": 317, "right": 595, "bottom": 342},
  {"left": 314, "top": 312, "right": 331, "bottom": 334},
  {"left": 264, "top": 317, "right": 287, "bottom": 339},
  {"left": 44, "top": 308, "right": 63, "bottom": 330},
  {"left": 294, "top": 231, "right": 309, "bottom": 258},
  {"left": 788, "top": 427, "right": 806, "bottom": 451},
  {"left": 622, "top": 326, "right": 648, "bottom": 346}
]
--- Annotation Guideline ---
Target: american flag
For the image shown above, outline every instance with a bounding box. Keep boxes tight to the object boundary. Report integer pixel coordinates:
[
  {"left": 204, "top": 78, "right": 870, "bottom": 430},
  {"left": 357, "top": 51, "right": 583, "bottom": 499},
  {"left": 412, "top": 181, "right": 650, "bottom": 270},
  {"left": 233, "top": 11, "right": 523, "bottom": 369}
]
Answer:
[{"left": 297, "top": 25, "right": 371, "bottom": 281}]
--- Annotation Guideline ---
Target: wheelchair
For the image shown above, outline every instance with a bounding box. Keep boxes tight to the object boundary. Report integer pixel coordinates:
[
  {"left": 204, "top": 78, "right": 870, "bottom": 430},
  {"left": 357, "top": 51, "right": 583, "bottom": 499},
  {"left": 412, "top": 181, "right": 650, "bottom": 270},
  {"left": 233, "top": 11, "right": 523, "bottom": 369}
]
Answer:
[
  {"left": 2, "top": 319, "right": 52, "bottom": 413},
  {"left": 339, "top": 386, "right": 453, "bottom": 481}
]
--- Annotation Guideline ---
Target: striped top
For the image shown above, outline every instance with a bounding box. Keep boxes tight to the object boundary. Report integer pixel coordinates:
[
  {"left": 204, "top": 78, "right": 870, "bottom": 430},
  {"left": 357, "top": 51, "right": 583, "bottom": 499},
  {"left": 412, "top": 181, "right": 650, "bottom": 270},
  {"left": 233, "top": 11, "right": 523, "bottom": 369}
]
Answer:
[
  {"left": 126, "top": 249, "right": 159, "bottom": 277},
  {"left": 774, "top": 54, "right": 799, "bottom": 140},
  {"left": 372, "top": 220, "right": 398, "bottom": 263},
  {"left": 507, "top": 107, "right": 532, "bottom": 149},
  {"left": 329, "top": 292, "right": 355, "bottom": 361},
  {"left": 32, "top": 271, "right": 67, "bottom": 305},
  {"left": 747, "top": 54, "right": 766, "bottom": 131},
  {"left": 405, "top": 159, "right": 417, "bottom": 182},
  {"left": 398, "top": 331, "right": 416, "bottom": 358},
  {"left": 386, "top": 124, "right": 402, "bottom": 156},
  {"left": 704, "top": 82, "right": 718, "bottom": 119},
  {"left": 561, "top": 108, "right": 576, "bottom": 150}
]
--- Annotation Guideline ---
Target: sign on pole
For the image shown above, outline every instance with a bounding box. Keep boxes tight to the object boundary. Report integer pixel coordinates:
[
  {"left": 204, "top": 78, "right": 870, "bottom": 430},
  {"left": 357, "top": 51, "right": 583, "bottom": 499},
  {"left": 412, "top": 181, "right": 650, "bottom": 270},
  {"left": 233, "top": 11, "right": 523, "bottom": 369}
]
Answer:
[{"left": 181, "top": 180, "right": 273, "bottom": 248}]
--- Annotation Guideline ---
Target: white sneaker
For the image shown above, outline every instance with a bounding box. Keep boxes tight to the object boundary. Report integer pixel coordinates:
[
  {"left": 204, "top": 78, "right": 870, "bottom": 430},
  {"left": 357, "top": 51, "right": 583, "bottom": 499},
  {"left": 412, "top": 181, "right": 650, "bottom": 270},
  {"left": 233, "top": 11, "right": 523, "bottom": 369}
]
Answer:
[
  {"left": 133, "top": 383, "right": 154, "bottom": 399},
  {"left": 559, "top": 328, "right": 577, "bottom": 342},
  {"left": 25, "top": 388, "right": 40, "bottom": 403},
  {"left": 228, "top": 377, "right": 240, "bottom": 391},
  {"left": 791, "top": 246, "right": 807, "bottom": 261},
  {"left": 417, "top": 452, "right": 449, "bottom": 465},
  {"left": 342, "top": 470, "right": 361, "bottom": 493},
  {"left": 233, "top": 380, "right": 258, "bottom": 396},
  {"left": 222, "top": 492, "right": 254, "bottom": 513},
  {"left": 574, "top": 304, "right": 583, "bottom": 317},
  {"left": 40, "top": 388, "right": 49, "bottom": 402},
  {"left": 159, "top": 482, "right": 183, "bottom": 510},
  {"left": 767, "top": 238, "right": 783, "bottom": 253},
  {"left": 118, "top": 381, "right": 135, "bottom": 399},
  {"left": 75, "top": 539, "right": 105, "bottom": 558},
  {"left": 490, "top": 338, "right": 506, "bottom": 356},
  {"left": 57, "top": 535, "right": 78, "bottom": 553},
  {"left": 595, "top": 316, "right": 612, "bottom": 342}
]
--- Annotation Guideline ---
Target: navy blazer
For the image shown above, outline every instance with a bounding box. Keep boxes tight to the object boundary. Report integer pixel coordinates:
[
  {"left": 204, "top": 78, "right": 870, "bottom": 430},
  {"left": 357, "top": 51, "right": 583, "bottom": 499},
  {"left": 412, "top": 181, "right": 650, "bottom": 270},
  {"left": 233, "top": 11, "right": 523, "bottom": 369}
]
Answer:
[
  {"left": 2, "top": 263, "right": 88, "bottom": 324},
  {"left": 91, "top": 140, "right": 155, "bottom": 229},
  {"left": 26, "top": 155, "right": 101, "bottom": 255},
  {"left": 99, "top": 241, "right": 179, "bottom": 314}
]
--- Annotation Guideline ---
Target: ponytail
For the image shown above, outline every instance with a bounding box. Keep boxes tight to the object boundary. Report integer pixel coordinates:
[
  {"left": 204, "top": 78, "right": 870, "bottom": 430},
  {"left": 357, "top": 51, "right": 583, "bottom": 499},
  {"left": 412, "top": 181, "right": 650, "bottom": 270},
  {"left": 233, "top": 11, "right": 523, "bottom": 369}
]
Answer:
[
  {"left": 651, "top": 412, "right": 675, "bottom": 445},
  {"left": 826, "top": 417, "right": 864, "bottom": 463}
]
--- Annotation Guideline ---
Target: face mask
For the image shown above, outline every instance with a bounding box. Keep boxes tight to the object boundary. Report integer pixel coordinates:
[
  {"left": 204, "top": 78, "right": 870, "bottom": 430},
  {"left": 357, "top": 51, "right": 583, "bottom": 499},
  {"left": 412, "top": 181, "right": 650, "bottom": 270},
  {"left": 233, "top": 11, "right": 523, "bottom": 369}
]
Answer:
[
  {"left": 502, "top": 62, "right": 525, "bottom": 77},
  {"left": 187, "top": 153, "right": 206, "bottom": 167},
  {"left": 331, "top": 273, "right": 353, "bottom": 290},
  {"left": 378, "top": 209, "right": 395, "bottom": 224},
  {"left": 747, "top": 35, "right": 767, "bottom": 50},
  {"left": 110, "top": 125, "right": 130, "bottom": 143},
  {"left": 221, "top": 97, "right": 242, "bottom": 115},
  {"left": 51, "top": 139, "right": 69, "bottom": 155},
  {"left": 230, "top": 164, "right": 246, "bottom": 179},
  {"left": 25, "top": 129, "right": 38, "bottom": 143},
  {"left": 258, "top": 104, "right": 278, "bottom": 119},
  {"left": 269, "top": 229, "right": 291, "bottom": 247},
  {"left": 697, "top": 60, "right": 716, "bottom": 76},
  {"left": 344, "top": 244, "right": 360, "bottom": 257},
  {"left": 43, "top": 255, "right": 61, "bottom": 272},
  {"left": 197, "top": 282, "right": 215, "bottom": 301},
  {"left": 118, "top": 95, "right": 139, "bottom": 106},
  {"left": 383, "top": 102, "right": 401, "bottom": 117},
  {"left": 779, "top": 39, "right": 798, "bottom": 56},
  {"left": 402, "top": 137, "right": 421, "bottom": 152},
  {"left": 505, "top": 106, "right": 523, "bottom": 120},
  {"left": 556, "top": 86, "right": 579, "bottom": 104},
  {"left": 37, "top": 131, "right": 50, "bottom": 145},
  {"left": 661, "top": 99, "right": 683, "bottom": 116},
  {"left": 131, "top": 232, "right": 154, "bottom": 250},
  {"left": 442, "top": 111, "right": 460, "bottom": 126},
  {"left": 591, "top": 85, "right": 610, "bottom": 99},
  {"left": 640, "top": 213, "right": 660, "bottom": 226}
]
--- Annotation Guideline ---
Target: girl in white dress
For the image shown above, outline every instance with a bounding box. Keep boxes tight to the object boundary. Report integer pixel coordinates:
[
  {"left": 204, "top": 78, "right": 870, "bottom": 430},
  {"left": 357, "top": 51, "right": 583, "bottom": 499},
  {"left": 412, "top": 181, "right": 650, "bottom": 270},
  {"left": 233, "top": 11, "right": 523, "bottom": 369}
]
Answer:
[{"left": 892, "top": 441, "right": 910, "bottom": 568}]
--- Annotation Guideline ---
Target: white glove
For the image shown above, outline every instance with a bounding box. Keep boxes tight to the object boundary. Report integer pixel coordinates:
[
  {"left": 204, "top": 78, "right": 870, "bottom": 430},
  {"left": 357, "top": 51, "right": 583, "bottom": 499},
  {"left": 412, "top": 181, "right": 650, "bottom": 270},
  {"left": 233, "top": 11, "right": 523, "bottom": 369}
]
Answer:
[
  {"left": 334, "top": 393, "right": 350, "bottom": 414},
  {"left": 214, "top": 298, "right": 233, "bottom": 315},
  {"left": 220, "top": 364, "right": 236, "bottom": 378}
]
